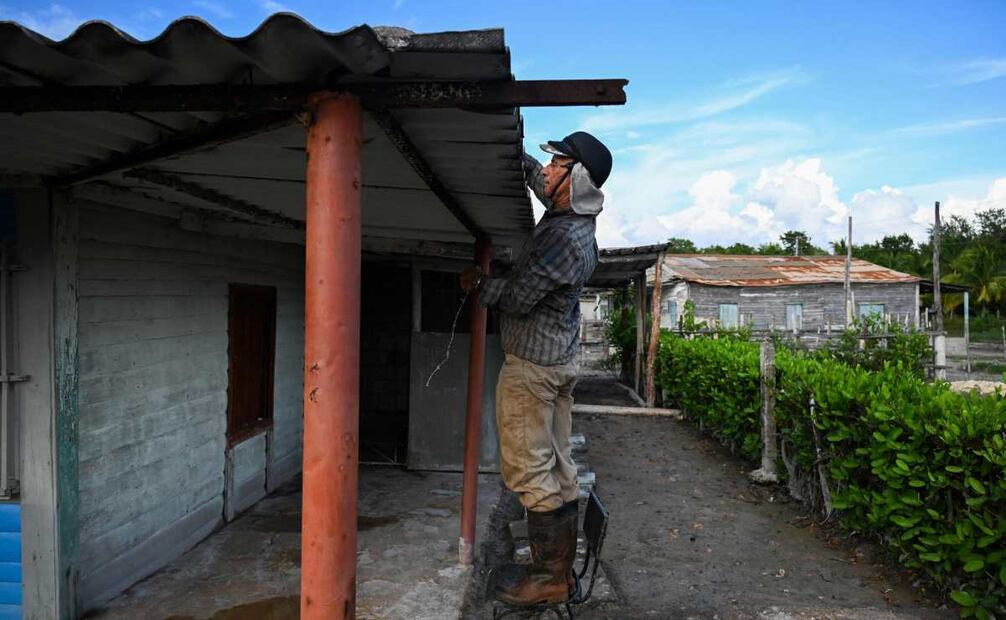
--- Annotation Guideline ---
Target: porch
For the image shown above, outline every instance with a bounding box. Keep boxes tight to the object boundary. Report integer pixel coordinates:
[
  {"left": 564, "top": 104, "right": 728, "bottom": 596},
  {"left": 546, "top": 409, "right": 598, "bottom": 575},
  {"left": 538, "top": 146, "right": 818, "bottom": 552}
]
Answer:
[
  {"left": 86, "top": 467, "right": 498, "bottom": 620},
  {"left": 0, "top": 14, "right": 626, "bottom": 619}
]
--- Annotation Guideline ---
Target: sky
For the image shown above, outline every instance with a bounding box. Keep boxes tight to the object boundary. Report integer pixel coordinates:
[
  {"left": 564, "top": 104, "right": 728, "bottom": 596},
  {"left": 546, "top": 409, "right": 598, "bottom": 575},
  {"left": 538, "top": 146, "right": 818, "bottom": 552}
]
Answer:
[{"left": 3, "top": 1, "right": 1005, "bottom": 249}]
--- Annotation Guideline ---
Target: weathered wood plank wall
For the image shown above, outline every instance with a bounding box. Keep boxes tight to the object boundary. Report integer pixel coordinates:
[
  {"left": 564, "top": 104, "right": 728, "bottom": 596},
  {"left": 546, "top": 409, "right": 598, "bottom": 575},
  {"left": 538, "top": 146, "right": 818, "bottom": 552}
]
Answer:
[
  {"left": 673, "top": 281, "right": 918, "bottom": 329},
  {"left": 15, "top": 188, "right": 77, "bottom": 619},
  {"left": 74, "top": 201, "right": 304, "bottom": 611}
]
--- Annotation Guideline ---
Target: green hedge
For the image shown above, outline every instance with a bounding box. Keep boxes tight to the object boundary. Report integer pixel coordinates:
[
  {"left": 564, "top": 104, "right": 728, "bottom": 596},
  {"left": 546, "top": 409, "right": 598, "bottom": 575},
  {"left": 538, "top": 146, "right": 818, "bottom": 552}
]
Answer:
[{"left": 657, "top": 334, "right": 1006, "bottom": 618}]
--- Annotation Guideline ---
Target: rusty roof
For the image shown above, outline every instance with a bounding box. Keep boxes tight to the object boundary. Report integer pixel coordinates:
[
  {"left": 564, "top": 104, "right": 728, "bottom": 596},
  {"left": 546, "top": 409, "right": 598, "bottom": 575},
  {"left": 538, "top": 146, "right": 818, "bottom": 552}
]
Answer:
[{"left": 653, "top": 255, "right": 920, "bottom": 287}]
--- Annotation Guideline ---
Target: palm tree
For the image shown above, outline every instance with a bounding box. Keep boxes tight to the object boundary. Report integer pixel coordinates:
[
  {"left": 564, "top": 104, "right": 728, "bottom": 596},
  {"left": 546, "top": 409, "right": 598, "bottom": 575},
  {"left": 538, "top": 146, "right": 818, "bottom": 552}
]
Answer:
[{"left": 945, "top": 243, "right": 1006, "bottom": 309}]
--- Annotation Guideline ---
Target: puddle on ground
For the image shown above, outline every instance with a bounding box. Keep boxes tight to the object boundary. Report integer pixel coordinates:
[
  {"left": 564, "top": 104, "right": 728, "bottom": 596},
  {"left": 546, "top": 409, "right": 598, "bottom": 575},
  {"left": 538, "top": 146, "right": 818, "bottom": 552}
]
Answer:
[
  {"left": 357, "top": 514, "right": 400, "bottom": 530},
  {"left": 162, "top": 596, "right": 300, "bottom": 620}
]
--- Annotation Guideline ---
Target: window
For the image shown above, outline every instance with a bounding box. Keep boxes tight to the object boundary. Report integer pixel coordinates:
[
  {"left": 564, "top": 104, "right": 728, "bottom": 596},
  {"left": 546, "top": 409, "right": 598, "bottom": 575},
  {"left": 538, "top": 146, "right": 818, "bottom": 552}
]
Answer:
[
  {"left": 786, "top": 304, "right": 803, "bottom": 332},
  {"left": 665, "top": 300, "right": 678, "bottom": 328},
  {"left": 227, "top": 284, "right": 277, "bottom": 444},
  {"left": 858, "top": 303, "right": 885, "bottom": 319},
  {"left": 718, "top": 303, "right": 739, "bottom": 328}
]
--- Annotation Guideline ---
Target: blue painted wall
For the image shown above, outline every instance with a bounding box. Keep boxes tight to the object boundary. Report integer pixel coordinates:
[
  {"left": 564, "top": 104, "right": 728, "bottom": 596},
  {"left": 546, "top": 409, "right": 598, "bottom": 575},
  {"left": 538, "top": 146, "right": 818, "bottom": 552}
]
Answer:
[{"left": 0, "top": 503, "right": 20, "bottom": 619}]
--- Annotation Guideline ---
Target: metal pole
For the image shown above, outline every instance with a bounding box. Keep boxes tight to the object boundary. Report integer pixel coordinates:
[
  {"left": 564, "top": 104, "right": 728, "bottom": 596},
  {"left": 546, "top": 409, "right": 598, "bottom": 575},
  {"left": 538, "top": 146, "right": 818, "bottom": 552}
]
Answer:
[
  {"left": 844, "top": 216, "right": 852, "bottom": 326},
  {"left": 933, "top": 201, "right": 946, "bottom": 380},
  {"left": 302, "top": 92, "right": 362, "bottom": 620},
  {"left": 459, "top": 238, "right": 491, "bottom": 565}
]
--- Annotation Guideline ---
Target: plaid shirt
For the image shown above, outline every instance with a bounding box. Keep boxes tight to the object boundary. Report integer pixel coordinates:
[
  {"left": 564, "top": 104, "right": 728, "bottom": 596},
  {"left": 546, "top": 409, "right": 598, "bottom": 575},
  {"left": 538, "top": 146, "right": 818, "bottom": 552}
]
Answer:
[{"left": 479, "top": 210, "right": 598, "bottom": 366}]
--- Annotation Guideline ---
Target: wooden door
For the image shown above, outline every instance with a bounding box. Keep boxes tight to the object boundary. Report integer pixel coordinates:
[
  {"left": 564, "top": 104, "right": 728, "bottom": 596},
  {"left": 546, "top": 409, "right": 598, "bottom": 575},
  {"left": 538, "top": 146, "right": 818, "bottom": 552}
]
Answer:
[{"left": 227, "top": 284, "right": 277, "bottom": 445}]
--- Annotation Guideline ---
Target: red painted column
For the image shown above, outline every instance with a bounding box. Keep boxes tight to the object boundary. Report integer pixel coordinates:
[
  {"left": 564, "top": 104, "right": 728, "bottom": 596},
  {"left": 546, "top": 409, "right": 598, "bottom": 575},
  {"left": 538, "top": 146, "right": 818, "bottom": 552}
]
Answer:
[
  {"left": 301, "top": 92, "right": 363, "bottom": 620},
  {"left": 459, "top": 237, "right": 492, "bottom": 564}
]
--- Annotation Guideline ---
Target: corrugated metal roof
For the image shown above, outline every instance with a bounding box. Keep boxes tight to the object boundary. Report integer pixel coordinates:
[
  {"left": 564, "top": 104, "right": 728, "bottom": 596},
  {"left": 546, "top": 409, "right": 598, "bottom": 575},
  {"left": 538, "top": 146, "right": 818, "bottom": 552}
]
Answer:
[
  {"left": 587, "top": 243, "right": 668, "bottom": 287},
  {"left": 655, "top": 255, "right": 920, "bottom": 287},
  {"left": 0, "top": 14, "right": 533, "bottom": 252}
]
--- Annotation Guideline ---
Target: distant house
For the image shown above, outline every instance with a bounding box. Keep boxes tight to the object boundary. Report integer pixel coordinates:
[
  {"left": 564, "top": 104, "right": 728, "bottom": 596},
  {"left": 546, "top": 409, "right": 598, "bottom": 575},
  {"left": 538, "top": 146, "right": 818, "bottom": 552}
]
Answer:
[{"left": 651, "top": 255, "right": 921, "bottom": 331}]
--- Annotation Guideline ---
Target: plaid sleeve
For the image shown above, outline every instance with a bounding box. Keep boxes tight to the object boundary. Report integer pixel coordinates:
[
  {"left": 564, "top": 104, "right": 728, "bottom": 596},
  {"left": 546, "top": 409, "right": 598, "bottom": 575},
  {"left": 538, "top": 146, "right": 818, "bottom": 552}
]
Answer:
[{"left": 479, "top": 225, "right": 581, "bottom": 317}]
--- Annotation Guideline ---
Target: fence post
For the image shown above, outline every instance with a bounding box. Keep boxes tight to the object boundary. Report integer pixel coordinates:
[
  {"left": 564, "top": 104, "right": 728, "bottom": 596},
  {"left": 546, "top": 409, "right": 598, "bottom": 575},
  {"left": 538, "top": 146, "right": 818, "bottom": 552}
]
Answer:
[
  {"left": 749, "top": 339, "right": 778, "bottom": 484},
  {"left": 809, "top": 395, "right": 833, "bottom": 516}
]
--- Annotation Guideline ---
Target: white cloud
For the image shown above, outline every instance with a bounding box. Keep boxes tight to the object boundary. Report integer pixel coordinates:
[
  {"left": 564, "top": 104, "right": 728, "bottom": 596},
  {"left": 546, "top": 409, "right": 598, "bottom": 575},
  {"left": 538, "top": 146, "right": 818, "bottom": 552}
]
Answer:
[
  {"left": 1, "top": 4, "right": 83, "bottom": 39},
  {"left": 910, "top": 177, "right": 1006, "bottom": 231},
  {"left": 946, "top": 57, "right": 1006, "bottom": 86},
  {"left": 193, "top": 0, "right": 234, "bottom": 19},
  {"left": 582, "top": 68, "right": 802, "bottom": 134},
  {"left": 892, "top": 117, "right": 1006, "bottom": 137},
  {"left": 655, "top": 171, "right": 756, "bottom": 243},
  {"left": 752, "top": 159, "right": 847, "bottom": 228},
  {"left": 258, "top": 0, "right": 290, "bottom": 12},
  {"left": 849, "top": 186, "right": 922, "bottom": 241}
]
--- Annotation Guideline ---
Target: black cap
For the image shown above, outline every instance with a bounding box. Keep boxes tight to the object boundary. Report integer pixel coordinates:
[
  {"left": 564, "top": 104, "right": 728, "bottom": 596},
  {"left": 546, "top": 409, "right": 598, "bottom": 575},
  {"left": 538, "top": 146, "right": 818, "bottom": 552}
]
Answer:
[{"left": 541, "top": 131, "right": 612, "bottom": 188}]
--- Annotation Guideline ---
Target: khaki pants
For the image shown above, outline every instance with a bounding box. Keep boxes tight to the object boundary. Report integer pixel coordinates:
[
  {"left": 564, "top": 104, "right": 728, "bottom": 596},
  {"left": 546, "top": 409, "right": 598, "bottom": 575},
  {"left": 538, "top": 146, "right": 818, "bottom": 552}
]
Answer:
[{"left": 495, "top": 353, "right": 580, "bottom": 512}]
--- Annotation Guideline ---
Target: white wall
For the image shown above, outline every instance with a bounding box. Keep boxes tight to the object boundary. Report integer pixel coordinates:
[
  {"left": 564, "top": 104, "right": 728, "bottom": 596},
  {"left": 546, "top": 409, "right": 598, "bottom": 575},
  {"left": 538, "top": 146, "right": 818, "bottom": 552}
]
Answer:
[
  {"left": 74, "top": 200, "right": 304, "bottom": 610},
  {"left": 658, "top": 282, "right": 689, "bottom": 328}
]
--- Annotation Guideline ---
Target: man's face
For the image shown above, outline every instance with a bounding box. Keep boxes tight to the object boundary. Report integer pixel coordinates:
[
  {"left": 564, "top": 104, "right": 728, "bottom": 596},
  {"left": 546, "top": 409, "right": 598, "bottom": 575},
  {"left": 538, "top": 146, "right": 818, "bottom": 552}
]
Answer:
[{"left": 542, "top": 154, "right": 575, "bottom": 210}]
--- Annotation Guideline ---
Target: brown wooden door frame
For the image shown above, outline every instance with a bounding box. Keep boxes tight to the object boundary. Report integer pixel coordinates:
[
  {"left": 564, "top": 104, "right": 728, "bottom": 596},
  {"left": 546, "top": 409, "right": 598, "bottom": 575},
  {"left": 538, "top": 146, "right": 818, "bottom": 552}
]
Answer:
[{"left": 226, "top": 283, "right": 277, "bottom": 446}]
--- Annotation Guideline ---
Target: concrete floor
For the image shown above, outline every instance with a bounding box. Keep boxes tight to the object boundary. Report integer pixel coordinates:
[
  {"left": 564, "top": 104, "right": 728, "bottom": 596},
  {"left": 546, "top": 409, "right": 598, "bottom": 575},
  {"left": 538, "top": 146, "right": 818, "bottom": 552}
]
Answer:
[{"left": 85, "top": 467, "right": 498, "bottom": 620}]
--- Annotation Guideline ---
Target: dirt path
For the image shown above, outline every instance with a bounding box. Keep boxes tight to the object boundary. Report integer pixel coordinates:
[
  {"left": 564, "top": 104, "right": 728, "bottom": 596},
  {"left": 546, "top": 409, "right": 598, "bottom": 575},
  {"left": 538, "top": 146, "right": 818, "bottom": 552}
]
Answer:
[{"left": 570, "top": 376, "right": 951, "bottom": 620}]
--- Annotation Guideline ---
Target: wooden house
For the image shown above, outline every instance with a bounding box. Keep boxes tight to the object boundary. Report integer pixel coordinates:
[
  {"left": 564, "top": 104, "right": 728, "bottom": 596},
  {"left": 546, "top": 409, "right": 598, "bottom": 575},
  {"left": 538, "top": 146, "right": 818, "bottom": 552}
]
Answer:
[{"left": 652, "top": 255, "right": 921, "bottom": 331}]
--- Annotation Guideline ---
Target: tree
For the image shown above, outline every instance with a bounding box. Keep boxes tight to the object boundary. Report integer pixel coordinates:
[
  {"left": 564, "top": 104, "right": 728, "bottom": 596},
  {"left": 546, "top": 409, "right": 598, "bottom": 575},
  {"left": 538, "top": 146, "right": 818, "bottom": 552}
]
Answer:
[
  {"left": 779, "top": 230, "right": 827, "bottom": 255},
  {"left": 756, "top": 242, "right": 787, "bottom": 255},
  {"left": 946, "top": 243, "right": 1006, "bottom": 308},
  {"left": 975, "top": 208, "right": 1006, "bottom": 243},
  {"left": 703, "top": 242, "right": 756, "bottom": 255},
  {"left": 666, "top": 237, "right": 698, "bottom": 253}
]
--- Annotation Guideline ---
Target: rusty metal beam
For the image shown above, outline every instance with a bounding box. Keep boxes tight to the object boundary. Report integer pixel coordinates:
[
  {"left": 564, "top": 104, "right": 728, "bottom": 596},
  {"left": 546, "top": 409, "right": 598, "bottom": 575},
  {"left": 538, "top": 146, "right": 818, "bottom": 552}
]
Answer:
[
  {"left": 51, "top": 112, "right": 294, "bottom": 186},
  {"left": 370, "top": 109, "right": 485, "bottom": 241},
  {"left": 122, "top": 168, "right": 303, "bottom": 229},
  {"left": 459, "top": 237, "right": 491, "bottom": 564},
  {"left": 0, "top": 79, "right": 628, "bottom": 113},
  {"left": 301, "top": 92, "right": 363, "bottom": 620}
]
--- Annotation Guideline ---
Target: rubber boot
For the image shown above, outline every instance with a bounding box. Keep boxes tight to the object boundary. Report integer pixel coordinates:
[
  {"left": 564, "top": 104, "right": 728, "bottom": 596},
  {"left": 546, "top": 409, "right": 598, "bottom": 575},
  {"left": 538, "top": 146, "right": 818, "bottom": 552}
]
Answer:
[{"left": 493, "top": 501, "right": 578, "bottom": 605}]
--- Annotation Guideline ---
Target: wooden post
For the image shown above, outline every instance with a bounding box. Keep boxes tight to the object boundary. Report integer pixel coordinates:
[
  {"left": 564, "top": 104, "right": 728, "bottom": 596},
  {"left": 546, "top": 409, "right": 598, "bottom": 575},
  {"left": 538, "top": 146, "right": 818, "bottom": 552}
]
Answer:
[
  {"left": 933, "top": 201, "right": 946, "bottom": 380},
  {"left": 459, "top": 238, "right": 491, "bottom": 565},
  {"left": 749, "top": 340, "right": 778, "bottom": 483},
  {"left": 15, "top": 188, "right": 80, "bottom": 619},
  {"left": 844, "top": 215, "right": 853, "bottom": 326},
  {"left": 302, "top": 92, "right": 362, "bottom": 620},
  {"left": 645, "top": 253, "right": 664, "bottom": 407},
  {"left": 634, "top": 274, "right": 645, "bottom": 395}
]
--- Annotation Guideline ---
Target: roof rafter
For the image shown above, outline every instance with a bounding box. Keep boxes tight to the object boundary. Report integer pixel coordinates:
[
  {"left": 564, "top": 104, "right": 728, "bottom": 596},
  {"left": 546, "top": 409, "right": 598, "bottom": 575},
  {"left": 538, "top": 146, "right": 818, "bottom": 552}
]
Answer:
[
  {"left": 370, "top": 109, "right": 486, "bottom": 242},
  {"left": 122, "top": 168, "right": 304, "bottom": 230},
  {"left": 51, "top": 112, "right": 295, "bottom": 187},
  {"left": 0, "top": 79, "right": 628, "bottom": 113}
]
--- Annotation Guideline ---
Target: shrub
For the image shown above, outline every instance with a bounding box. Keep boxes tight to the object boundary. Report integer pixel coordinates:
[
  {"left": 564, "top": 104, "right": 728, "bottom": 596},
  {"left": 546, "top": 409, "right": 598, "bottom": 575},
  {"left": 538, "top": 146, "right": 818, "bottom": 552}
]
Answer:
[
  {"left": 823, "top": 316, "right": 932, "bottom": 378},
  {"left": 657, "top": 334, "right": 1006, "bottom": 617},
  {"left": 602, "top": 288, "right": 637, "bottom": 378}
]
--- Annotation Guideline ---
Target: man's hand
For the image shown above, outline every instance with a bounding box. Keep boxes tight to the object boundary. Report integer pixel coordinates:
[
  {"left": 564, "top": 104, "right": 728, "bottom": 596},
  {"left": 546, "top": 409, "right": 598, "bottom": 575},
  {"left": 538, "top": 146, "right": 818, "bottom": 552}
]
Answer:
[{"left": 460, "top": 265, "right": 485, "bottom": 292}]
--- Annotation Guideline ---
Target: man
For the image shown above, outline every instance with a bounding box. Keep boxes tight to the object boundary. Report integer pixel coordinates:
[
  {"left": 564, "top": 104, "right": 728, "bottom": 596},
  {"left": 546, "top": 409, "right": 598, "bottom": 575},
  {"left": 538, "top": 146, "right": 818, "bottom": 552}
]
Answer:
[{"left": 460, "top": 131, "right": 611, "bottom": 606}]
